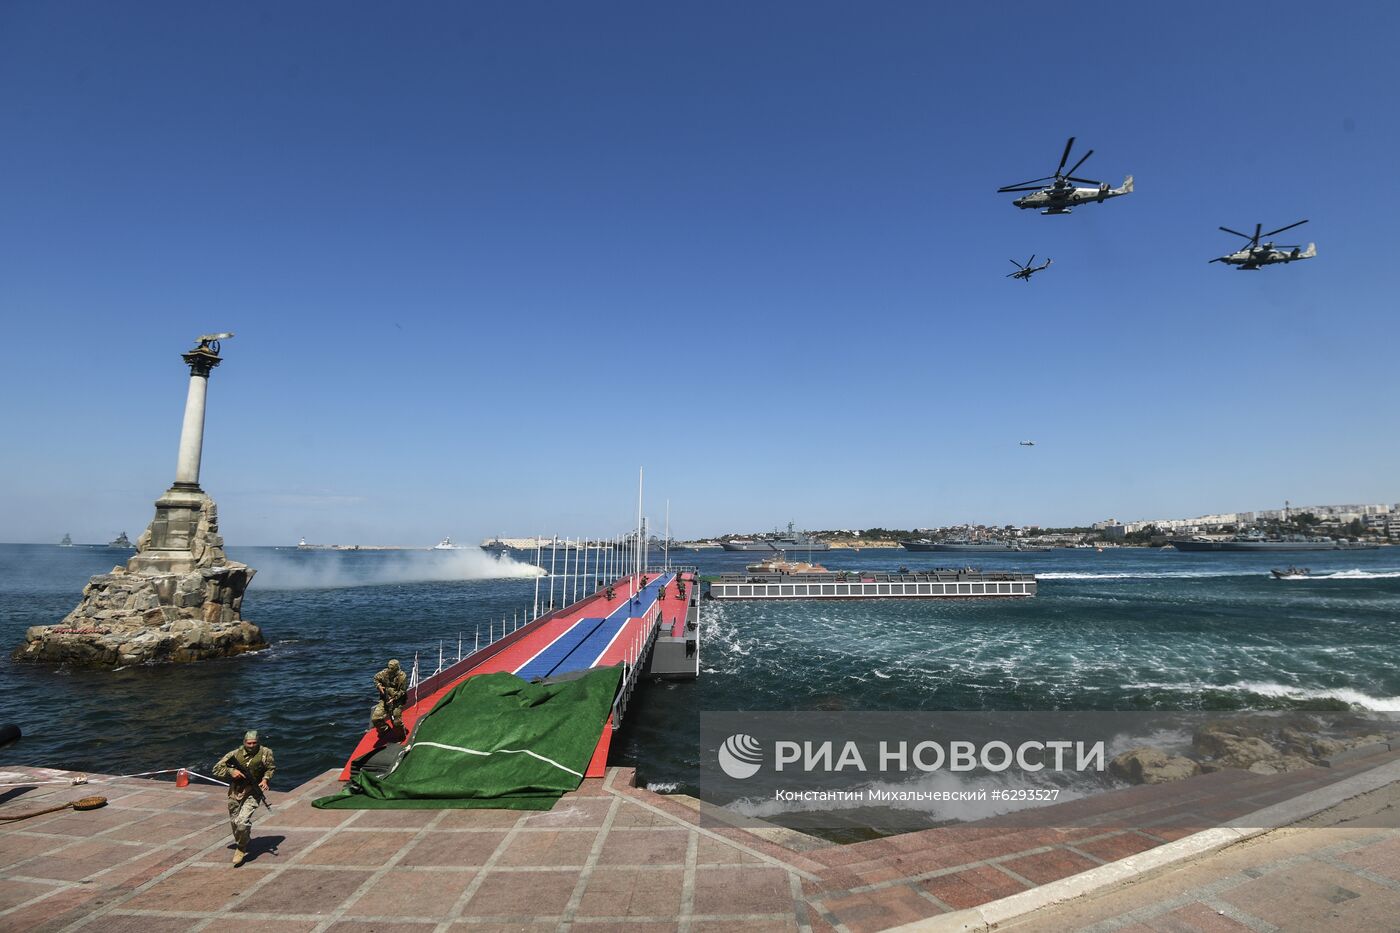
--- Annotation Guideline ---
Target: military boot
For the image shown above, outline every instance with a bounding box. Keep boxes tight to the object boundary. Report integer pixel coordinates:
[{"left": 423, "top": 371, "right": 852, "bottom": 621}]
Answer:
[{"left": 232, "top": 847, "right": 246, "bottom": 867}]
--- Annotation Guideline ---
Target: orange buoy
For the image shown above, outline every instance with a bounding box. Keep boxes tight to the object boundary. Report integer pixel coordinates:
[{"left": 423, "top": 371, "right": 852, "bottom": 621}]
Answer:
[{"left": 175, "top": 768, "right": 189, "bottom": 788}]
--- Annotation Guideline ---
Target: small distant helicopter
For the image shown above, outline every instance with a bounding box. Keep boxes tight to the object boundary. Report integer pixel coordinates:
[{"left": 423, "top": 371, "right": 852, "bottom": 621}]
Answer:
[
  {"left": 998, "top": 137, "right": 1134, "bottom": 214},
  {"left": 1019, "top": 440, "right": 1036, "bottom": 447},
  {"left": 1007, "top": 255, "right": 1052, "bottom": 282},
  {"left": 1210, "top": 220, "right": 1316, "bottom": 270}
]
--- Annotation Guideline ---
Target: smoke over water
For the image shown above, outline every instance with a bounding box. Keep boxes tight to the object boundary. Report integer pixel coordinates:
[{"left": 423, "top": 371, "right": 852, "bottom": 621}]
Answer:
[{"left": 250, "top": 548, "right": 547, "bottom": 590}]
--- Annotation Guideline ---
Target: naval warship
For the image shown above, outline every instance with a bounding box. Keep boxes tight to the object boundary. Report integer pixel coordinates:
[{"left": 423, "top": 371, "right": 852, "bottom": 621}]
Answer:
[{"left": 721, "top": 523, "right": 830, "bottom": 551}]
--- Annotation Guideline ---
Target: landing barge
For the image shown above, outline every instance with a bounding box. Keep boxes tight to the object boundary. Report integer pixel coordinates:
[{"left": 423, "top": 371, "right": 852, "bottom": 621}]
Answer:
[{"left": 706, "top": 569, "right": 1036, "bottom": 600}]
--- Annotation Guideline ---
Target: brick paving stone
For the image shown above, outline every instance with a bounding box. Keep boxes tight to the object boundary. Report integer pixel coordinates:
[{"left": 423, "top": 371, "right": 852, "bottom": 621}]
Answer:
[
  {"left": 324, "top": 921, "right": 441, "bottom": 933},
  {"left": 999, "top": 847, "right": 1102, "bottom": 885},
  {"left": 123, "top": 864, "right": 274, "bottom": 911},
  {"left": 1072, "top": 831, "right": 1163, "bottom": 862},
  {"left": 297, "top": 829, "right": 418, "bottom": 866},
  {"left": 457, "top": 868, "right": 578, "bottom": 917},
  {"left": 230, "top": 866, "right": 375, "bottom": 914},
  {"left": 342, "top": 867, "right": 477, "bottom": 918},
  {"left": 573, "top": 922, "right": 682, "bottom": 932},
  {"left": 1219, "top": 861, "right": 1396, "bottom": 930},
  {"left": 262, "top": 804, "right": 361, "bottom": 830},
  {"left": 0, "top": 885, "right": 100, "bottom": 933},
  {"left": 447, "top": 922, "right": 558, "bottom": 932},
  {"left": 695, "top": 834, "right": 766, "bottom": 865},
  {"left": 1338, "top": 833, "right": 1400, "bottom": 878},
  {"left": 921, "top": 864, "right": 1030, "bottom": 910},
  {"left": 351, "top": 808, "right": 442, "bottom": 829},
  {"left": 574, "top": 865, "right": 684, "bottom": 918},
  {"left": 691, "top": 866, "right": 794, "bottom": 916},
  {"left": 609, "top": 803, "right": 682, "bottom": 828},
  {"left": 86, "top": 915, "right": 201, "bottom": 933},
  {"left": 595, "top": 827, "right": 689, "bottom": 866},
  {"left": 827, "top": 883, "right": 942, "bottom": 933},
  {"left": 690, "top": 921, "right": 799, "bottom": 932},
  {"left": 494, "top": 828, "right": 598, "bottom": 868},
  {"left": 519, "top": 796, "right": 613, "bottom": 828},
  {"left": 433, "top": 808, "right": 527, "bottom": 829},
  {"left": 1145, "top": 902, "right": 1258, "bottom": 932},
  {"left": 0, "top": 877, "right": 57, "bottom": 910},
  {"left": 15, "top": 838, "right": 141, "bottom": 882},
  {"left": 0, "top": 832, "right": 69, "bottom": 869},
  {"left": 397, "top": 829, "right": 508, "bottom": 867},
  {"left": 100, "top": 809, "right": 220, "bottom": 842}
]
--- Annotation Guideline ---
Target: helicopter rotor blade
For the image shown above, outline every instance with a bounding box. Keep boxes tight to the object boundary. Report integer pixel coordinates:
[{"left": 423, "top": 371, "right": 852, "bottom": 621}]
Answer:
[
  {"left": 1056, "top": 137, "right": 1076, "bottom": 175},
  {"left": 998, "top": 186, "right": 1048, "bottom": 193},
  {"left": 1253, "top": 223, "right": 1262, "bottom": 245},
  {"left": 1027, "top": 255, "right": 1035, "bottom": 267},
  {"left": 1065, "top": 176, "right": 1102, "bottom": 186},
  {"left": 1219, "top": 226, "right": 1253, "bottom": 239},
  {"left": 998, "top": 176, "right": 1055, "bottom": 192},
  {"left": 1063, "top": 149, "right": 1094, "bottom": 179},
  {"left": 1263, "top": 219, "right": 1308, "bottom": 238},
  {"left": 1009, "top": 259, "right": 1025, "bottom": 269}
]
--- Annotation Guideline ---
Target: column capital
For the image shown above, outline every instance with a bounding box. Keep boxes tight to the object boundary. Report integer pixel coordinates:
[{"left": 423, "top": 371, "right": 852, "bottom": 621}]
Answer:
[{"left": 181, "top": 348, "right": 223, "bottom": 378}]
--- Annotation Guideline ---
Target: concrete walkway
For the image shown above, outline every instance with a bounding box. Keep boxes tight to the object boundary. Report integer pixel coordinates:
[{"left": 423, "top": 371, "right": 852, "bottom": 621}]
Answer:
[
  {"left": 4, "top": 752, "right": 1400, "bottom": 932},
  {"left": 997, "top": 781, "right": 1400, "bottom": 932}
]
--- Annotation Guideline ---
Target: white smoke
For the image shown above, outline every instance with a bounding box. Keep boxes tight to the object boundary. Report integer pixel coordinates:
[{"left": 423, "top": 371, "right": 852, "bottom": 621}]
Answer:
[{"left": 250, "top": 548, "right": 546, "bottom": 590}]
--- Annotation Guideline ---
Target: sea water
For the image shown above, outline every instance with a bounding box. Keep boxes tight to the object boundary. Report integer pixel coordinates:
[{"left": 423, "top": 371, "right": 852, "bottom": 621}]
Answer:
[{"left": 2, "top": 544, "right": 1398, "bottom": 792}]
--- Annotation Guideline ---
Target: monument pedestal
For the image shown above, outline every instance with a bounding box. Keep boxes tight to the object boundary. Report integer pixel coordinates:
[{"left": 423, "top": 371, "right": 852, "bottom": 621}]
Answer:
[
  {"left": 13, "top": 491, "right": 265, "bottom": 667},
  {"left": 13, "top": 333, "right": 266, "bottom": 667}
]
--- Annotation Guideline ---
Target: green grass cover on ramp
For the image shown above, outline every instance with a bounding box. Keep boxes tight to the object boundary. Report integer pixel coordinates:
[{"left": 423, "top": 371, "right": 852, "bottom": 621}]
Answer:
[{"left": 314, "top": 665, "right": 622, "bottom": 810}]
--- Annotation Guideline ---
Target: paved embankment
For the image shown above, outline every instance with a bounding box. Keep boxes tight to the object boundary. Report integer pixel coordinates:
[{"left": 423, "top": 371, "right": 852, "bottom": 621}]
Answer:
[{"left": 4, "top": 749, "right": 1400, "bottom": 932}]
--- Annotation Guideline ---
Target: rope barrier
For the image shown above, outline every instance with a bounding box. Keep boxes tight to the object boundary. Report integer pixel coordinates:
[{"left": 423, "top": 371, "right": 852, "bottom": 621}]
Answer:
[{"left": 0, "top": 766, "right": 228, "bottom": 789}]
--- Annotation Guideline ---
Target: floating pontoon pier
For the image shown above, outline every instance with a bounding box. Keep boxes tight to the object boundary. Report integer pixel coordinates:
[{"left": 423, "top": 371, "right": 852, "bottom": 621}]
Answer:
[{"left": 706, "top": 568, "right": 1036, "bottom": 600}]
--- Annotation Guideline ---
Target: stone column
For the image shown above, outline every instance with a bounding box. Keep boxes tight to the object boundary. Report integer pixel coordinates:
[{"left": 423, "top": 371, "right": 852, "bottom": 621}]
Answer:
[{"left": 173, "top": 348, "right": 220, "bottom": 490}]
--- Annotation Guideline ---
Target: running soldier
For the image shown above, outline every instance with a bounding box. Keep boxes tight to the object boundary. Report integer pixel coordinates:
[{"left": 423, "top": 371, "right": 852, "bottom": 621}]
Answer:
[{"left": 212, "top": 730, "right": 274, "bottom": 867}]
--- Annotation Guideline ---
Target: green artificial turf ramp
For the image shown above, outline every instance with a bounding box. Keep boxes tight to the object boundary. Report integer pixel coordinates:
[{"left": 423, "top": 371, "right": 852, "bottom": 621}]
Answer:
[{"left": 314, "top": 666, "right": 622, "bottom": 810}]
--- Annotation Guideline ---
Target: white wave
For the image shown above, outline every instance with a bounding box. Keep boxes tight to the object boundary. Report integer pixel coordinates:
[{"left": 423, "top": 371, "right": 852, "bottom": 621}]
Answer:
[
  {"left": 1227, "top": 681, "right": 1400, "bottom": 711},
  {"left": 873, "top": 670, "right": 892, "bottom": 679},
  {"left": 1310, "top": 565, "right": 1400, "bottom": 574},
  {"left": 254, "top": 549, "right": 546, "bottom": 590},
  {"left": 1036, "top": 570, "right": 1247, "bottom": 580}
]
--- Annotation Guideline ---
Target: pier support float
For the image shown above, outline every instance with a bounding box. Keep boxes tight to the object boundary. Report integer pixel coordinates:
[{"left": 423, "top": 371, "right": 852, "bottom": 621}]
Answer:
[{"left": 13, "top": 334, "right": 265, "bottom": 667}]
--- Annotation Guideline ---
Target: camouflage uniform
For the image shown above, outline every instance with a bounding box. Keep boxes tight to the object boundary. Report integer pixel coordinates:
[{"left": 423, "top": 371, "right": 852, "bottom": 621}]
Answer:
[
  {"left": 371, "top": 660, "right": 408, "bottom": 731},
  {"left": 212, "top": 735, "right": 274, "bottom": 863}
]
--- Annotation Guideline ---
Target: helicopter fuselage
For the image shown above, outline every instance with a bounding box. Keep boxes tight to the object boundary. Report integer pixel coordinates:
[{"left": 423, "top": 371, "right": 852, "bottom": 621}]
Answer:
[
  {"left": 1012, "top": 176, "right": 1134, "bottom": 213},
  {"left": 1213, "top": 243, "right": 1317, "bottom": 269}
]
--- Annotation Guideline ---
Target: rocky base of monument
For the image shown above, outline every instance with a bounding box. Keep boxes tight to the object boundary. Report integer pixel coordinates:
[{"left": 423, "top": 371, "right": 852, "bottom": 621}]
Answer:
[{"left": 12, "top": 562, "right": 266, "bottom": 667}]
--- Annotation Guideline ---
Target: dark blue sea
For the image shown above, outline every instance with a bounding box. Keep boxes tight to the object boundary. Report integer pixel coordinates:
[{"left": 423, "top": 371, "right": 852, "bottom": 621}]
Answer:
[{"left": 3, "top": 543, "right": 1399, "bottom": 792}]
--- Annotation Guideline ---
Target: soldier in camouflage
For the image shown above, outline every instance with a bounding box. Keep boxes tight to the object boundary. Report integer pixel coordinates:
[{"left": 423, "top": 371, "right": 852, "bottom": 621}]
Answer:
[
  {"left": 212, "top": 730, "right": 274, "bottom": 867},
  {"left": 371, "top": 658, "right": 408, "bottom": 733}
]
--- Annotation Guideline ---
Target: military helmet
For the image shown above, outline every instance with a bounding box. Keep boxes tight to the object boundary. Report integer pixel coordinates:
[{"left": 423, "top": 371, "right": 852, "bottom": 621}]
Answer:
[{"left": 387, "top": 659, "right": 401, "bottom": 670}]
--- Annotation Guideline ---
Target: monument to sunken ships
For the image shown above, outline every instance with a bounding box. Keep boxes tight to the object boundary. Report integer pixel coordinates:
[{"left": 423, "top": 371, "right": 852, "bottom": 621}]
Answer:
[{"left": 13, "top": 334, "right": 266, "bottom": 666}]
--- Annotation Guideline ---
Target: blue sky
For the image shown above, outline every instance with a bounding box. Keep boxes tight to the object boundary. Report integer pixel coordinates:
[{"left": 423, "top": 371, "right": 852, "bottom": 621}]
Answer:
[{"left": 1, "top": 2, "right": 1396, "bottom": 544}]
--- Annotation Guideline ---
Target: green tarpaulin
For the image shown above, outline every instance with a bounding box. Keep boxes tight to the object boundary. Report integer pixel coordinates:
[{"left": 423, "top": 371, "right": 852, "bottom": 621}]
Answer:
[{"left": 314, "top": 665, "right": 622, "bottom": 810}]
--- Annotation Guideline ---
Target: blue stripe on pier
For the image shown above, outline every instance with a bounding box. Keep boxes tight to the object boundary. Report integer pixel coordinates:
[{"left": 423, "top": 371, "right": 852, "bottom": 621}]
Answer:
[{"left": 513, "top": 573, "right": 674, "bottom": 681}]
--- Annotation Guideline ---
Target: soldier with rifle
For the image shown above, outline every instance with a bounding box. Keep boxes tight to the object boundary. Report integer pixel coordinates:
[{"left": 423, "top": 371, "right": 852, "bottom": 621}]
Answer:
[
  {"left": 371, "top": 658, "right": 408, "bottom": 734},
  {"left": 212, "top": 730, "right": 275, "bottom": 867}
]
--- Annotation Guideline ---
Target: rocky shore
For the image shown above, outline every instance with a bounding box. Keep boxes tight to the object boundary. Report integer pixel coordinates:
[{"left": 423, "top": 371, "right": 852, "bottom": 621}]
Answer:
[
  {"left": 1110, "top": 715, "right": 1395, "bottom": 785},
  {"left": 12, "top": 495, "right": 266, "bottom": 667}
]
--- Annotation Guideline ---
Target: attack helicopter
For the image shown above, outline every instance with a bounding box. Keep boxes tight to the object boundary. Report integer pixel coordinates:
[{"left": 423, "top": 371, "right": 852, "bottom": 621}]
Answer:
[
  {"left": 998, "top": 137, "right": 1133, "bottom": 214},
  {"left": 1210, "top": 220, "right": 1316, "bottom": 270},
  {"left": 1019, "top": 440, "right": 1036, "bottom": 447},
  {"left": 1007, "top": 255, "right": 1052, "bottom": 282}
]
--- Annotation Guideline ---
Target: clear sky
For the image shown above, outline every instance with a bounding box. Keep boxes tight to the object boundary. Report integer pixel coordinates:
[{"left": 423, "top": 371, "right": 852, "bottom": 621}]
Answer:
[{"left": 1, "top": 1, "right": 1396, "bottom": 544}]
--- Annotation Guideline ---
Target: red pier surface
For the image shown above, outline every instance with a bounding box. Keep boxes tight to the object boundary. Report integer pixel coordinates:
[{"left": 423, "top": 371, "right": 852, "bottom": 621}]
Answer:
[{"left": 339, "top": 571, "right": 694, "bottom": 781}]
